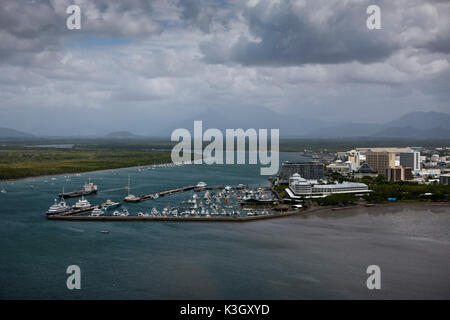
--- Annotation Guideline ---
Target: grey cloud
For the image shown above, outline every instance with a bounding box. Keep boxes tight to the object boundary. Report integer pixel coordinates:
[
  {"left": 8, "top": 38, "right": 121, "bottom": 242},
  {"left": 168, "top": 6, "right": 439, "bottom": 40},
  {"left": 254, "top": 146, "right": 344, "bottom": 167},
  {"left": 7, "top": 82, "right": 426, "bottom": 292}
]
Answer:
[
  {"left": 200, "top": 0, "right": 450, "bottom": 66},
  {"left": 0, "top": 0, "right": 164, "bottom": 64}
]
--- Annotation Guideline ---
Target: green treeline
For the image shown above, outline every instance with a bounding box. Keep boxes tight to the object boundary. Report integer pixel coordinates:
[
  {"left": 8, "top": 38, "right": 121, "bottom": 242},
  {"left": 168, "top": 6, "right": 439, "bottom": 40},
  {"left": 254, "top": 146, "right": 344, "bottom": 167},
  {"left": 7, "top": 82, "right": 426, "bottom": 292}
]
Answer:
[{"left": 0, "top": 148, "right": 172, "bottom": 180}]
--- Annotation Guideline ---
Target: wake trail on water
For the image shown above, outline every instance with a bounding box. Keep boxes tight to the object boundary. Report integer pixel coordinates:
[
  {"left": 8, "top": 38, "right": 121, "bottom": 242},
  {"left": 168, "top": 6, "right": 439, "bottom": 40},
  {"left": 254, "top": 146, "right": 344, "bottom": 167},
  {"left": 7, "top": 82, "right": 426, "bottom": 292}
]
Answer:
[{"left": 98, "top": 188, "right": 126, "bottom": 193}]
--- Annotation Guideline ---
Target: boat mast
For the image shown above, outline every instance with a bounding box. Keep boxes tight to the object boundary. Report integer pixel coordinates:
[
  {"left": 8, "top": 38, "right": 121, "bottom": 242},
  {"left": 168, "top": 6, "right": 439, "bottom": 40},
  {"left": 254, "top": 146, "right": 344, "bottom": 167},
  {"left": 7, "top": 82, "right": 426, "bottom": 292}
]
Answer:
[{"left": 128, "top": 174, "right": 131, "bottom": 196}]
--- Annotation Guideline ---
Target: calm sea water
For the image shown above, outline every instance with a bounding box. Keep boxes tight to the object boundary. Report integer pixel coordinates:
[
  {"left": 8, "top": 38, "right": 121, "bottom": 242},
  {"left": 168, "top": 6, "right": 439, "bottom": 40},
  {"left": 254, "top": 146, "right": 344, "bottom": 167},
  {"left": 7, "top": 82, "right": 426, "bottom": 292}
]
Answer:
[{"left": 0, "top": 153, "right": 449, "bottom": 299}]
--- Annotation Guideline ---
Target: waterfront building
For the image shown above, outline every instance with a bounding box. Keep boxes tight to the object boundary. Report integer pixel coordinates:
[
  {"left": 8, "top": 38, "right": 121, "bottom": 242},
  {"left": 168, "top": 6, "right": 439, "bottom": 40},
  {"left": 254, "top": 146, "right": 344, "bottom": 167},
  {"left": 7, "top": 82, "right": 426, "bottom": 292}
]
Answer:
[
  {"left": 365, "top": 152, "right": 396, "bottom": 176},
  {"left": 280, "top": 162, "right": 324, "bottom": 181},
  {"left": 400, "top": 151, "right": 421, "bottom": 172},
  {"left": 289, "top": 174, "right": 369, "bottom": 196},
  {"left": 386, "top": 166, "right": 413, "bottom": 182},
  {"left": 327, "top": 161, "right": 352, "bottom": 174},
  {"left": 354, "top": 162, "right": 378, "bottom": 178},
  {"left": 439, "top": 174, "right": 450, "bottom": 185}
]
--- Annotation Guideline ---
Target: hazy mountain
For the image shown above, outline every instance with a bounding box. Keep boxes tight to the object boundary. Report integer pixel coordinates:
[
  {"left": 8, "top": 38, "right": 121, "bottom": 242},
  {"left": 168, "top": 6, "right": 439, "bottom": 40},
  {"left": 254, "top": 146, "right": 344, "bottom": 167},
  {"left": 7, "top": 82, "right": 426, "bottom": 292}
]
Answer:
[
  {"left": 2, "top": 111, "right": 449, "bottom": 140},
  {"left": 371, "top": 126, "right": 450, "bottom": 139},
  {"left": 385, "top": 111, "right": 450, "bottom": 131},
  {"left": 304, "top": 123, "right": 383, "bottom": 138},
  {"left": 105, "top": 131, "right": 143, "bottom": 139},
  {"left": 170, "top": 105, "right": 329, "bottom": 137},
  {"left": 304, "top": 111, "right": 450, "bottom": 139},
  {"left": 0, "top": 127, "right": 34, "bottom": 139}
]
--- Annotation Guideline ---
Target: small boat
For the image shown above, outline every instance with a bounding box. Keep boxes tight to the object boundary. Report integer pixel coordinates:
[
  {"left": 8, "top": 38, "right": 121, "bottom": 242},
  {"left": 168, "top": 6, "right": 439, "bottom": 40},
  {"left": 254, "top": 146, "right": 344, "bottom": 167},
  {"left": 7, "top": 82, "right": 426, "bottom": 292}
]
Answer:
[
  {"left": 101, "top": 199, "right": 121, "bottom": 209},
  {"left": 91, "top": 208, "right": 103, "bottom": 216},
  {"left": 1, "top": 188, "right": 6, "bottom": 194},
  {"left": 196, "top": 181, "right": 207, "bottom": 188},
  {"left": 124, "top": 175, "right": 140, "bottom": 202},
  {"left": 120, "top": 208, "right": 130, "bottom": 216},
  {"left": 152, "top": 193, "right": 160, "bottom": 199},
  {"left": 100, "top": 230, "right": 109, "bottom": 234},
  {"left": 137, "top": 212, "right": 144, "bottom": 217},
  {"left": 113, "top": 210, "right": 120, "bottom": 216}
]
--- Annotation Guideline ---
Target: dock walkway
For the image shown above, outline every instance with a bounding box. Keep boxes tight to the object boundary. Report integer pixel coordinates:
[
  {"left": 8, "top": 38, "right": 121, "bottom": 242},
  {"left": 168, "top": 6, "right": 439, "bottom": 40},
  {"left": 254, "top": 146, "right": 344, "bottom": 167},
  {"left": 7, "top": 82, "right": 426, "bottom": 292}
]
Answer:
[{"left": 47, "top": 211, "right": 300, "bottom": 222}]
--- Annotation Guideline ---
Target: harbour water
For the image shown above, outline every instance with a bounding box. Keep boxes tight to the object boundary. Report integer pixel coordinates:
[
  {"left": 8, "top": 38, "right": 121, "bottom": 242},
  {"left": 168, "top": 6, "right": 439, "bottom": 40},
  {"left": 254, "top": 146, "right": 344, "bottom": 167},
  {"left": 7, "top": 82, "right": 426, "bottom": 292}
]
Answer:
[{"left": 0, "top": 153, "right": 449, "bottom": 299}]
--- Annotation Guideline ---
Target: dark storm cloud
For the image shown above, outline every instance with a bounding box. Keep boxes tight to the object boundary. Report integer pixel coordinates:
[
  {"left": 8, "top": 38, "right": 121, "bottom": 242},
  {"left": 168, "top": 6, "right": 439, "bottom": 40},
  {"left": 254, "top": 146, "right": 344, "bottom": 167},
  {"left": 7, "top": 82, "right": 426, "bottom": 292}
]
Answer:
[{"left": 199, "top": 0, "right": 450, "bottom": 66}]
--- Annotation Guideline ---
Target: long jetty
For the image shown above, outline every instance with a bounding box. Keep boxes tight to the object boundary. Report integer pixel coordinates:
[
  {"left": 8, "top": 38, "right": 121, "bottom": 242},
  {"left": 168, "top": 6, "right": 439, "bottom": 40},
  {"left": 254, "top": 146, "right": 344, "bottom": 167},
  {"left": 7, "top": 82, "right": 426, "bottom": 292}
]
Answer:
[
  {"left": 124, "top": 185, "right": 234, "bottom": 203},
  {"left": 124, "top": 185, "right": 196, "bottom": 203},
  {"left": 58, "top": 205, "right": 100, "bottom": 216},
  {"left": 47, "top": 211, "right": 299, "bottom": 222}
]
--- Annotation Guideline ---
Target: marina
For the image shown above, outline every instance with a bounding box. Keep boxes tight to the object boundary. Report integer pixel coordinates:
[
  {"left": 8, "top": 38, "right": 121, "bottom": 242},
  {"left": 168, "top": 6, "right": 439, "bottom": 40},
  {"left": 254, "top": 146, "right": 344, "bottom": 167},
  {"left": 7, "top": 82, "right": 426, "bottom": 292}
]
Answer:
[{"left": 47, "top": 182, "right": 283, "bottom": 220}]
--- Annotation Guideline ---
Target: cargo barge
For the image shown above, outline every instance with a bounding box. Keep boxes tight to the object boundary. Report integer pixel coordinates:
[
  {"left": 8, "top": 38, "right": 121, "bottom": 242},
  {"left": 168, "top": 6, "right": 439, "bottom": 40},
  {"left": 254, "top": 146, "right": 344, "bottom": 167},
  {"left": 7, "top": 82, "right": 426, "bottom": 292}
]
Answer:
[{"left": 58, "top": 180, "right": 98, "bottom": 198}]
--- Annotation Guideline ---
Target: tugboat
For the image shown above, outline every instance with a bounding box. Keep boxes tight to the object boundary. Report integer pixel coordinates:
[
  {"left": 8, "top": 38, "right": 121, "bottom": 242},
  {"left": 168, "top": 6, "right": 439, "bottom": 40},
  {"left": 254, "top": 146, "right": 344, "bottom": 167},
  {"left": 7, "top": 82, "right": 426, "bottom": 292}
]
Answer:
[{"left": 59, "top": 179, "right": 98, "bottom": 198}]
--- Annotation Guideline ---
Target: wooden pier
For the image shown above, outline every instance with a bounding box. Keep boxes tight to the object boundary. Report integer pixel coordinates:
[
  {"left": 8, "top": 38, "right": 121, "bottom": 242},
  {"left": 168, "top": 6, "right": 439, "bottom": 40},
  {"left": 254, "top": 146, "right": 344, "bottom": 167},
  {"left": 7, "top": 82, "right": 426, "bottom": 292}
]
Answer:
[
  {"left": 124, "top": 185, "right": 196, "bottom": 203},
  {"left": 58, "top": 205, "right": 99, "bottom": 216}
]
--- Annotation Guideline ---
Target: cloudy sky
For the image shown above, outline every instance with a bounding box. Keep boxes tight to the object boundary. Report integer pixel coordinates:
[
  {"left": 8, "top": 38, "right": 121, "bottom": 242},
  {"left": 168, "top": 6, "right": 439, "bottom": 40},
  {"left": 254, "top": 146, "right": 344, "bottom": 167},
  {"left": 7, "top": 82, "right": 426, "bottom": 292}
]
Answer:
[{"left": 0, "top": 0, "right": 449, "bottom": 136}]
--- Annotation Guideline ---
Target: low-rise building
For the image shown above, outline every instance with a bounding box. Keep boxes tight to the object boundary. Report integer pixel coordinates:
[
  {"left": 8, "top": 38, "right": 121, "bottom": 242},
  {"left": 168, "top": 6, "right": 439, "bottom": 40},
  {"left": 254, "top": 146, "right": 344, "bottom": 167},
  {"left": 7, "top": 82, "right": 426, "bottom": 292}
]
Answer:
[
  {"left": 326, "top": 161, "right": 352, "bottom": 174},
  {"left": 289, "top": 174, "right": 369, "bottom": 197},
  {"left": 354, "top": 162, "right": 378, "bottom": 178}
]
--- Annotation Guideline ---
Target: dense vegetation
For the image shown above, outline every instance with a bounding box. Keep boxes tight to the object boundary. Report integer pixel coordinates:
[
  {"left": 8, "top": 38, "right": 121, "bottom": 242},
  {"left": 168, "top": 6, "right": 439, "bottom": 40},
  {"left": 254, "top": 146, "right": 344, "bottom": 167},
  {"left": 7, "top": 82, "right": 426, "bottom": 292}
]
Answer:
[
  {"left": 0, "top": 147, "right": 172, "bottom": 180},
  {"left": 318, "top": 173, "right": 450, "bottom": 205},
  {"left": 363, "top": 179, "right": 450, "bottom": 203}
]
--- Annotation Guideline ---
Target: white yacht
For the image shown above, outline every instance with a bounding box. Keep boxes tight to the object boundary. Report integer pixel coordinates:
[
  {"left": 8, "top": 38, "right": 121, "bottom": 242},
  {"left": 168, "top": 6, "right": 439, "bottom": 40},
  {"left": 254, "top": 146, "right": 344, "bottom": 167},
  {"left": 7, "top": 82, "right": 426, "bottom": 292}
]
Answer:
[
  {"left": 101, "top": 199, "right": 121, "bottom": 209},
  {"left": 73, "top": 195, "right": 91, "bottom": 209},
  {"left": 196, "top": 181, "right": 207, "bottom": 188},
  {"left": 46, "top": 198, "right": 70, "bottom": 216},
  {"left": 124, "top": 175, "right": 140, "bottom": 202},
  {"left": 120, "top": 208, "right": 130, "bottom": 216}
]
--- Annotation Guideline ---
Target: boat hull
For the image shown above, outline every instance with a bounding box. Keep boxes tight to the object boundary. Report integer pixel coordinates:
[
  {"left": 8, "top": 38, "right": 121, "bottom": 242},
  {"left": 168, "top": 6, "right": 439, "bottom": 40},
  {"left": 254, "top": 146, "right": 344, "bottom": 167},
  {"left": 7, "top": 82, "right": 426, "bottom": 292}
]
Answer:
[{"left": 58, "top": 190, "right": 97, "bottom": 198}]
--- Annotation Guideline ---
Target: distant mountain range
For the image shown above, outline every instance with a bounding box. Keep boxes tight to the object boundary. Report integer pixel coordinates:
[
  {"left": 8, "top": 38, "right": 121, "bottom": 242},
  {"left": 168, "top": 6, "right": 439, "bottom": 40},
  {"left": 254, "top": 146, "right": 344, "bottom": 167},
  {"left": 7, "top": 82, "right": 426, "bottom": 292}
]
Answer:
[
  {"left": 1, "top": 111, "right": 449, "bottom": 140},
  {"left": 173, "top": 110, "right": 450, "bottom": 139},
  {"left": 105, "top": 131, "right": 144, "bottom": 139},
  {"left": 0, "top": 127, "right": 34, "bottom": 139}
]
